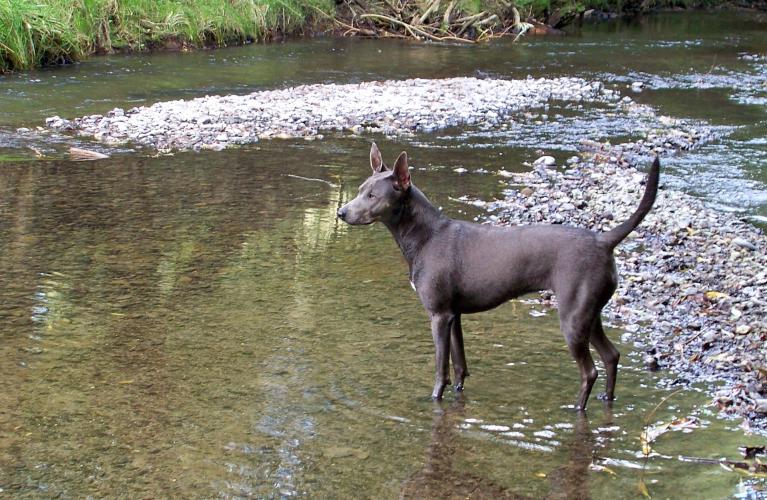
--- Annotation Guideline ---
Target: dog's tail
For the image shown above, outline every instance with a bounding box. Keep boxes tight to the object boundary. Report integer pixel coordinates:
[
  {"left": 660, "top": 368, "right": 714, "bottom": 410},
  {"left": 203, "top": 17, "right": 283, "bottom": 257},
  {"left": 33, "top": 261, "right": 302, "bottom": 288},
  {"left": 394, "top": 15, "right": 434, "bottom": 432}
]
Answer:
[{"left": 598, "top": 157, "right": 660, "bottom": 250}]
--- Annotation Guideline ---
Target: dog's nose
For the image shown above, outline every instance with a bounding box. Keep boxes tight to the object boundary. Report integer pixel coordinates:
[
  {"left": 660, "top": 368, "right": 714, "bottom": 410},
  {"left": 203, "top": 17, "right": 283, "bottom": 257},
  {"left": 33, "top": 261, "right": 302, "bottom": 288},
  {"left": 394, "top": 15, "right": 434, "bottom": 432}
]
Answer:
[{"left": 337, "top": 207, "right": 347, "bottom": 220}]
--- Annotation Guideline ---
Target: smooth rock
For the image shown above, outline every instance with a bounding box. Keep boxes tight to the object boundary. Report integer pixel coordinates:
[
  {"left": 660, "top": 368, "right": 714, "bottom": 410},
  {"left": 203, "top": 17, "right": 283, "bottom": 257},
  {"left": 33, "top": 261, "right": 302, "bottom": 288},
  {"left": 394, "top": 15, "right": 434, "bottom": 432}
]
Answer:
[
  {"left": 534, "top": 155, "right": 556, "bottom": 168},
  {"left": 732, "top": 237, "right": 756, "bottom": 251},
  {"left": 735, "top": 324, "right": 751, "bottom": 335}
]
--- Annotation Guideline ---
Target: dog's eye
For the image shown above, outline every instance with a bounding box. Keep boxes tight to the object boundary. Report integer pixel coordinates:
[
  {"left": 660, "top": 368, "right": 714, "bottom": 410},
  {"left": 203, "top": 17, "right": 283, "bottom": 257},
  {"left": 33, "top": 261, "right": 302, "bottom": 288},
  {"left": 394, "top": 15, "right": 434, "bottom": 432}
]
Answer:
[{"left": 367, "top": 192, "right": 375, "bottom": 199}]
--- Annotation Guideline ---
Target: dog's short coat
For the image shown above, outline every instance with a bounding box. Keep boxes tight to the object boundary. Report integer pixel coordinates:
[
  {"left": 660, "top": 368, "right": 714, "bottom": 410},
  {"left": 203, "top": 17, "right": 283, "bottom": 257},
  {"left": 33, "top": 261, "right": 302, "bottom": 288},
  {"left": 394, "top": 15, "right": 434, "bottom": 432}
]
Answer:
[{"left": 338, "top": 144, "right": 659, "bottom": 409}]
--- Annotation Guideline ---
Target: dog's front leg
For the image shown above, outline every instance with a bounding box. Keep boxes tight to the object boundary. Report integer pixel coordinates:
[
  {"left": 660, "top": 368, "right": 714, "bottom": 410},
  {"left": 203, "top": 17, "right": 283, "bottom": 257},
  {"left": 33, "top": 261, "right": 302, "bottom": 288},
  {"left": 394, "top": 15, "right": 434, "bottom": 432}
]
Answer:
[
  {"left": 430, "top": 313, "right": 453, "bottom": 400},
  {"left": 450, "top": 314, "right": 469, "bottom": 391}
]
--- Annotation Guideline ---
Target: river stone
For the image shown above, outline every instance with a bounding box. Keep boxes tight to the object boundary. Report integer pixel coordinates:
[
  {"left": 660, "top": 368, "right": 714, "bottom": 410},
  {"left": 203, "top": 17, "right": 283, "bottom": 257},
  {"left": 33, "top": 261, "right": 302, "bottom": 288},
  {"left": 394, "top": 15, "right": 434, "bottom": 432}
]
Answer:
[
  {"left": 732, "top": 237, "right": 756, "bottom": 251},
  {"left": 534, "top": 155, "right": 556, "bottom": 168},
  {"left": 644, "top": 355, "right": 659, "bottom": 371},
  {"left": 735, "top": 324, "right": 751, "bottom": 335}
]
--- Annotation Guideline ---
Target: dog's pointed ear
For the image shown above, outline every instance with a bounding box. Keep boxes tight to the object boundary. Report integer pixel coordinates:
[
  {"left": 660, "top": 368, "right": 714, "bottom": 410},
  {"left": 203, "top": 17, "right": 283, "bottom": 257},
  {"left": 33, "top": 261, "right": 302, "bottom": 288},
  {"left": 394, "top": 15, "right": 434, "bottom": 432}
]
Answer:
[
  {"left": 370, "top": 143, "right": 386, "bottom": 173},
  {"left": 393, "top": 151, "right": 410, "bottom": 191}
]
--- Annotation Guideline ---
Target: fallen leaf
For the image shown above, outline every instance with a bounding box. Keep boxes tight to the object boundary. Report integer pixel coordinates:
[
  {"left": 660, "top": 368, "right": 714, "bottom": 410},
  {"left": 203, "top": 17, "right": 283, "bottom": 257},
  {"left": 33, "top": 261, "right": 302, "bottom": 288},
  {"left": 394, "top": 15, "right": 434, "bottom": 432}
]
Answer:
[
  {"left": 669, "top": 416, "right": 699, "bottom": 431},
  {"left": 640, "top": 416, "right": 699, "bottom": 455}
]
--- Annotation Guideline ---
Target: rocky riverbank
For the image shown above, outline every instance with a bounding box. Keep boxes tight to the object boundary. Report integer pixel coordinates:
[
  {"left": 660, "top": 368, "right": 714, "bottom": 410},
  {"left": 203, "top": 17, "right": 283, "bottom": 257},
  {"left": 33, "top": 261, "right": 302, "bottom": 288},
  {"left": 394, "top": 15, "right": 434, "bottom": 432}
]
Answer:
[
  {"left": 45, "top": 77, "right": 625, "bottom": 151},
  {"left": 467, "top": 134, "right": 767, "bottom": 432}
]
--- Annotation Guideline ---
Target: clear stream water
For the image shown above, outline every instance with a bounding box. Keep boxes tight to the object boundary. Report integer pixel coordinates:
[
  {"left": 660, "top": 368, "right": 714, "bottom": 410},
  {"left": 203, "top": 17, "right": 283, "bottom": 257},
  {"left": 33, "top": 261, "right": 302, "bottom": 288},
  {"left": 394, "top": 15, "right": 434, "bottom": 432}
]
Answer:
[{"left": 1, "top": 11, "right": 765, "bottom": 499}]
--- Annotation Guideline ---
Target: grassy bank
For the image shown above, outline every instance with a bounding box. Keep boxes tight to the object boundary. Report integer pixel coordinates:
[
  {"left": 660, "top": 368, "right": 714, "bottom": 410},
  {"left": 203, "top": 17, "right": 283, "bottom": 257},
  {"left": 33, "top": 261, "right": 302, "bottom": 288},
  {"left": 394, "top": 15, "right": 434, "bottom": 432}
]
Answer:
[
  {"left": 0, "top": 0, "right": 755, "bottom": 72},
  {"left": 0, "top": 0, "right": 333, "bottom": 72}
]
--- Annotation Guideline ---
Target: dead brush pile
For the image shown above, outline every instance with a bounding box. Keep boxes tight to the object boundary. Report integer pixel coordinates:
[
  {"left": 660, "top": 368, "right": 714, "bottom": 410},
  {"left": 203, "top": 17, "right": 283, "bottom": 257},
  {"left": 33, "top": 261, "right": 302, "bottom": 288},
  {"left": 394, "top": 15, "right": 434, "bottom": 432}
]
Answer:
[{"left": 332, "top": 0, "right": 549, "bottom": 42}]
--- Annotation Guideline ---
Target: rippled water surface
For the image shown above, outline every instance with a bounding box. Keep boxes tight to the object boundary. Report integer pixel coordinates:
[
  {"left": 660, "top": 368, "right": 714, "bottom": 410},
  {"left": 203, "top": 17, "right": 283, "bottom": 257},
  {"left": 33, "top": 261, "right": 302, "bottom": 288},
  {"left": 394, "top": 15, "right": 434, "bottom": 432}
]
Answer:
[{"left": 1, "top": 11, "right": 766, "bottom": 499}]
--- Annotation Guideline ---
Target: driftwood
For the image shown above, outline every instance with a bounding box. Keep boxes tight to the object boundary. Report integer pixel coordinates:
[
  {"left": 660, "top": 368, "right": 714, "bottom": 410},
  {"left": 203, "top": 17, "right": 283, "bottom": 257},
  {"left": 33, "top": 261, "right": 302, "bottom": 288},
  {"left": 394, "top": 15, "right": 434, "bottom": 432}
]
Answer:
[
  {"left": 69, "top": 147, "right": 110, "bottom": 161},
  {"left": 330, "top": 0, "right": 549, "bottom": 43}
]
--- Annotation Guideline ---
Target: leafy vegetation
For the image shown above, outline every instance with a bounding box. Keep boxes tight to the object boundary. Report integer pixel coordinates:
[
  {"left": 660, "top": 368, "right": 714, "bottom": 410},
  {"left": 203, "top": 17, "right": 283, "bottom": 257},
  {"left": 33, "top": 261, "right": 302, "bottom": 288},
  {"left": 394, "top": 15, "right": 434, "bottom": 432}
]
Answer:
[
  {"left": 0, "top": 0, "right": 333, "bottom": 72},
  {"left": 0, "top": 0, "right": 753, "bottom": 71}
]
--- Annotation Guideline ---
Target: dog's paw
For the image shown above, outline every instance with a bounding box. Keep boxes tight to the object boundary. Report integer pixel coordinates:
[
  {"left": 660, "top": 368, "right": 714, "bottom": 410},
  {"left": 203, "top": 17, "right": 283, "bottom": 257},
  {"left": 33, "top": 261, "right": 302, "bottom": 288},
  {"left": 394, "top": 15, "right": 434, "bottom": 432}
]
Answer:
[{"left": 597, "top": 392, "right": 615, "bottom": 401}]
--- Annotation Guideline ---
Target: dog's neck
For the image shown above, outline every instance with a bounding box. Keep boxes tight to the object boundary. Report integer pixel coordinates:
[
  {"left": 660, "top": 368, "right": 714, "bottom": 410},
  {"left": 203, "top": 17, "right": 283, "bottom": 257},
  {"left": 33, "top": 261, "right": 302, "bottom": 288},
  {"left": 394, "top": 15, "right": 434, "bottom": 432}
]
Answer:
[{"left": 383, "top": 185, "right": 446, "bottom": 270}]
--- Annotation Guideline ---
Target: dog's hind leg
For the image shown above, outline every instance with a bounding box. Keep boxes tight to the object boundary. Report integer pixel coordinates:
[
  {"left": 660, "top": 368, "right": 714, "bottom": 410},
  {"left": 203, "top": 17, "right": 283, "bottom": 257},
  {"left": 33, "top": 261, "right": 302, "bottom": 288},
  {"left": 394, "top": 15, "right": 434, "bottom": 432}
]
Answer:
[
  {"left": 569, "top": 337, "right": 598, "bottom": 411},
  {"left": 560, "top": 312, "right": 598, "bottom": 411},
  {"left": 589, "top": 316, "right": 620, "bottom": 402},
  {"left": 450, "top": 314, "right": 469, "bottom": 391}
]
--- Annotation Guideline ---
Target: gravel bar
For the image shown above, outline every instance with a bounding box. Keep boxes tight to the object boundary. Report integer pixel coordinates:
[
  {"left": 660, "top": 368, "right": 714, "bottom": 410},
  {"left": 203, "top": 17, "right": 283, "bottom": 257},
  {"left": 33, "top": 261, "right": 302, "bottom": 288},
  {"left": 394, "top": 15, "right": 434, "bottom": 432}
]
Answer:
[{"left": 45, "top": 77, "right": 622, "bottom": 151}]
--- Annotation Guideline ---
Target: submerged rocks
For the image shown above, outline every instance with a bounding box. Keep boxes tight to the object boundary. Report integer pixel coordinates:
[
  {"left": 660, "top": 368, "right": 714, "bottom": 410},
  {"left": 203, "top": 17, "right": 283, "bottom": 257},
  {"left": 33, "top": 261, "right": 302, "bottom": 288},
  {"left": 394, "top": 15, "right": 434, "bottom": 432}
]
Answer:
[{"left": 50, "top": 77, "right": 622, "bottom": 152}]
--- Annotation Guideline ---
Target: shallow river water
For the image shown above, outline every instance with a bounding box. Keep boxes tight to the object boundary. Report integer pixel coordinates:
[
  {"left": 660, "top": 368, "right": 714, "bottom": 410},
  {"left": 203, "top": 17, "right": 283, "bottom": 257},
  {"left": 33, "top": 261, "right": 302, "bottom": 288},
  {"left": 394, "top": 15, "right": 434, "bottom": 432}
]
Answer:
[{"left": 1, "top": 11, "right": 766, "bottom": 499}]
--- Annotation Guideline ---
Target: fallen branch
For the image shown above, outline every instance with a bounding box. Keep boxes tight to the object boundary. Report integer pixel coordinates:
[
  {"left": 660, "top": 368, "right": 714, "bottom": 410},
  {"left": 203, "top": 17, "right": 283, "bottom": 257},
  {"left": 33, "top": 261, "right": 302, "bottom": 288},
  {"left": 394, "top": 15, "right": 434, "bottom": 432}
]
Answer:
[
  {"left": 332, "top": 0, "right": 565, "bottom": 44},
  {"left": 358, "top": 13, "right": 478, "bottom": 42},
  {"left": 69, "top": 147, "right": 110, "bottom": 161}
]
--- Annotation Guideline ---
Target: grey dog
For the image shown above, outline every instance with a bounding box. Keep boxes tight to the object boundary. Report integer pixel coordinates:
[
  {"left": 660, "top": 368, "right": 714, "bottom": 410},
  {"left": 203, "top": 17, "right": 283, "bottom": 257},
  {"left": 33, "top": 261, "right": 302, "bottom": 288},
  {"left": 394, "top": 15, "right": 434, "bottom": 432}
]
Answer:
[{"left": 338, "top": 143, "right": 659, "bottom": 410}]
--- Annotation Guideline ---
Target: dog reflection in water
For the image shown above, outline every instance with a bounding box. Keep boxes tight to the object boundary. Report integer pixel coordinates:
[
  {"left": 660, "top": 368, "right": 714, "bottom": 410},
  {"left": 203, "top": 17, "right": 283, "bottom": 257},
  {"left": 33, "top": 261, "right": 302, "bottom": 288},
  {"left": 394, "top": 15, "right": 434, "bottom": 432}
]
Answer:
[{"left": 399, "top": 397, "right": 609, "bottom": 499}]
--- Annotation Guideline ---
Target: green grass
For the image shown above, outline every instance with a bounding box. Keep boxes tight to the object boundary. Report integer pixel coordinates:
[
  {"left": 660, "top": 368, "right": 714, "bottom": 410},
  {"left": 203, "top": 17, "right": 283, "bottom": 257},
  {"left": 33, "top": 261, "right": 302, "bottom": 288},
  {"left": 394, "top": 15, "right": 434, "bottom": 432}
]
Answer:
[
  {"left": 0, "top": 0, "right": 334, "bottom": 72},
  {"left": 0, "top": 0, "right": 744, "bottom": 71}
]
